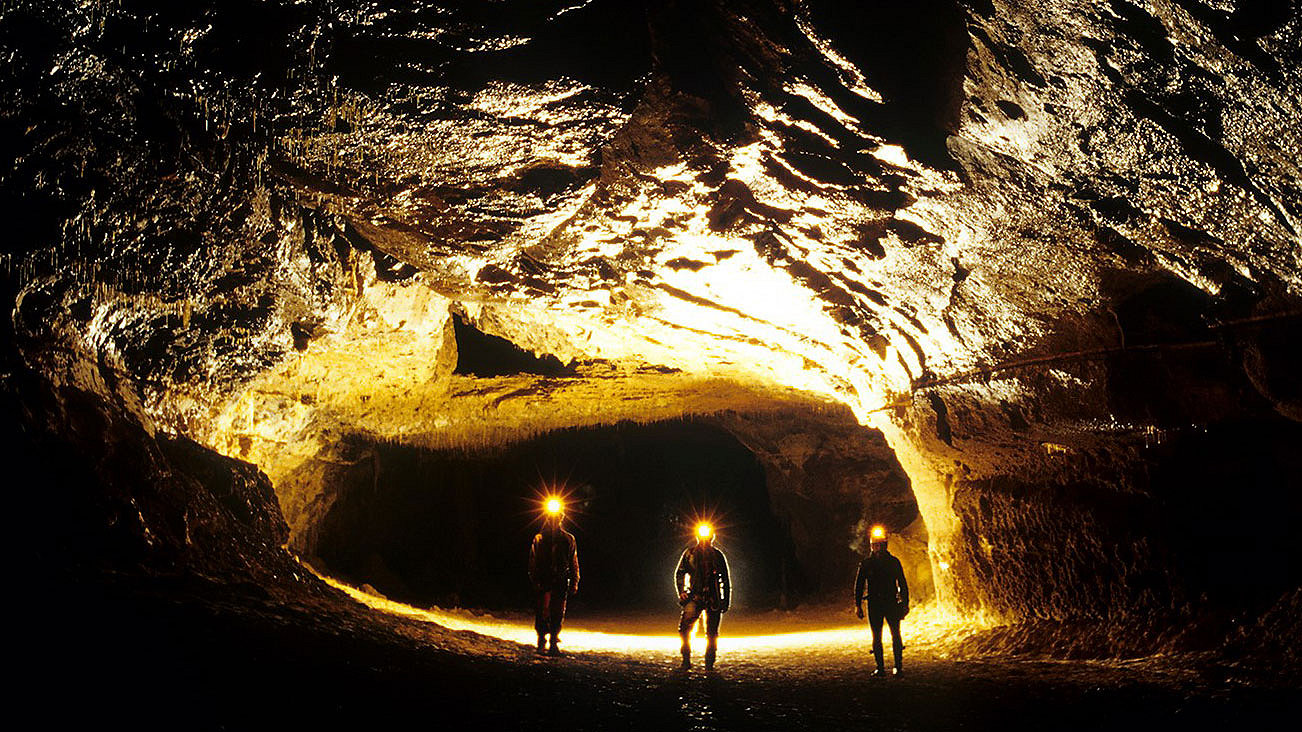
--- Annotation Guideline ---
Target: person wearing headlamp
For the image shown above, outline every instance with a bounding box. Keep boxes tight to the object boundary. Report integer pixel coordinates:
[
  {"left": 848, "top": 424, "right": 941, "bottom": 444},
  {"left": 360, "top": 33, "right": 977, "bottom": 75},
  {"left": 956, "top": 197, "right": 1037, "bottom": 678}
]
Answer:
[
  {"left": 529, "top": 496, "right": 580, "bottom": 656},
  {"left": 853, "top": 524, "right": 909, "bottom": 676},
  {"left": 674, "top": 522, "right": 731, "bottom": 671}
]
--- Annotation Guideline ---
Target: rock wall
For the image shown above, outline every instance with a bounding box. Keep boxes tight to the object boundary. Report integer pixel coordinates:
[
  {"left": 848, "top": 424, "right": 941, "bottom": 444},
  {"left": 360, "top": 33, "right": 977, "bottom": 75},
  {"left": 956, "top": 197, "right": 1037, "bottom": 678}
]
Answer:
[{"left": 1, "top": 347, "right": 306, "bottom": 591}]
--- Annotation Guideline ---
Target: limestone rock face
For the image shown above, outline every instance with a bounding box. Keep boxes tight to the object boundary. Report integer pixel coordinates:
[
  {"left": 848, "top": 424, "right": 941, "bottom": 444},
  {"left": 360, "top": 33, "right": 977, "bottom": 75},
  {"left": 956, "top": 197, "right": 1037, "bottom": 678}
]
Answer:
[
  {"left": 2, "top": 0, "right": 1300, "bottom": 635},
  {"left": 0, "top": 355, "right": 302, "bottom": 589}
]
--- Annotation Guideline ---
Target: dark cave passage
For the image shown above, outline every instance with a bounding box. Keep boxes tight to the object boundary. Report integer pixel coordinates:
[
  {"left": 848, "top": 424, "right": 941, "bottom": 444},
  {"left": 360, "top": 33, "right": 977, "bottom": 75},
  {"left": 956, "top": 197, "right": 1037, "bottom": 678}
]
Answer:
[{"left": 311, "top": 419, "right": 882, "bottom": 613}]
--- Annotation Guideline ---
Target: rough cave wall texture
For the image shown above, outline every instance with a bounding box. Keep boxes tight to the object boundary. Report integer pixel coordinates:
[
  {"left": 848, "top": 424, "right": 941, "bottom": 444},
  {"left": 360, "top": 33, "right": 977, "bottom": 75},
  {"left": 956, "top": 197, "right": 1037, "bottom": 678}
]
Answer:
[
  {"left": 2, "top": 0, "right": 1300, "bottom": 643},
  {"left": 0, "top": 354, "right": 310, "bottom": 595}
]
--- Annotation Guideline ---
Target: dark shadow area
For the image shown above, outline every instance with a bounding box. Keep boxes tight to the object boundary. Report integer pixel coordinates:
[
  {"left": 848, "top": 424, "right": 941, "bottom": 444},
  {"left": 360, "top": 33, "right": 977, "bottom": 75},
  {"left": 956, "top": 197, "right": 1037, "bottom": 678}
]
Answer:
[
  {"left": 312, "top": 420, "right": 805, "bottom": 612},
  {"left": 1150, "top": 418, "right": 1302, "bottom": 614},
  {"left": 801, "top": 0, "right": 969, "bottom": 167},
  {"left": 452, "top": 314, "right": 569, "bottom": 377},
  {"left": 1105, "top": 273, "right": 1273, "bottom": 425},
  {"left": 326, "top": 0, "right": 655, "bottom": 98}
]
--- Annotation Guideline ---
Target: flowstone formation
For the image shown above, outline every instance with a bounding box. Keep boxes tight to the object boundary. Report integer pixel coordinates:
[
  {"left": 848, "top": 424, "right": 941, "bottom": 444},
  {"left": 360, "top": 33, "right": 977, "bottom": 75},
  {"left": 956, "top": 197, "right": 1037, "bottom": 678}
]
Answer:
[{"left": 3, "top": 0, "right": 1300, "bottom": 659}]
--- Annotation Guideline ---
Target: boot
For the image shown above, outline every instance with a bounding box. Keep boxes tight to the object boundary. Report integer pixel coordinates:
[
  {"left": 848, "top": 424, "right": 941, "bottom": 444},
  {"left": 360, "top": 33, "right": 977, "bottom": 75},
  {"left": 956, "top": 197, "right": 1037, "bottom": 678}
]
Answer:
[
  {"left": 679, "top": 639, "right": 691, "bottom": 670},
  {"left": 536, "top": 633, "right": 547, "bottom": 654},
  {"left": 548, "top": 637, "right": 561, "bottom": 656},
  {"left": 704, "top": 637, "right": 717, "bottom": 671}
]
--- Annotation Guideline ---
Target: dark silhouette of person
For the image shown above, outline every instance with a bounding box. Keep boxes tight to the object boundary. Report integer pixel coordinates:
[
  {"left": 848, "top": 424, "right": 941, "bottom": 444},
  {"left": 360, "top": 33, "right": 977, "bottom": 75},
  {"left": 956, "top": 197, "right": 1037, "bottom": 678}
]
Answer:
[
  {"left": 854, "top": 525, "right": 909, "bottom": 675},
  {"left": 529, "top": 497, "right": 579, "bottom": 656},
  {"left": 675, "top": 523, "right": 731, "bottom": 670}
]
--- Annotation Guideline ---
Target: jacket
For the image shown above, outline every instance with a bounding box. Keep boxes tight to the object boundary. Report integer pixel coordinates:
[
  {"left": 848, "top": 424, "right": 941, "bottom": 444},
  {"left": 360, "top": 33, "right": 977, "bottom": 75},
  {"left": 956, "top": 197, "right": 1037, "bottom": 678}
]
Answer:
[
  {"left": 854, "top": 550, "right": 909, "bottom": 615},
  {"left": 675, "top": 544, "right": 731, "bottom": 610},
  {"left": 529, "top": 527, "right": 580, "bottom": 592}
]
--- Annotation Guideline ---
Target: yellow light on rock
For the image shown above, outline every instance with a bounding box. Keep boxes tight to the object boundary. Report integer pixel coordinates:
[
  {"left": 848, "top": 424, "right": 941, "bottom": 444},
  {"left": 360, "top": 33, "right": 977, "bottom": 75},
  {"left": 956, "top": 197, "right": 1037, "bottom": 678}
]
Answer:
[{"left": 696, "top": 523, "right": 713, "bottom": 539}]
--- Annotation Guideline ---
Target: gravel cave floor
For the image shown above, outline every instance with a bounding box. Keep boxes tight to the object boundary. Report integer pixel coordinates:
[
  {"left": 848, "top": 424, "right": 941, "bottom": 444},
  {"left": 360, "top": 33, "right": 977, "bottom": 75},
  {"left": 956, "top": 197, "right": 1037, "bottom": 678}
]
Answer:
[{"left": 23, "top": 574, "right": 1300, "bottom": 731}]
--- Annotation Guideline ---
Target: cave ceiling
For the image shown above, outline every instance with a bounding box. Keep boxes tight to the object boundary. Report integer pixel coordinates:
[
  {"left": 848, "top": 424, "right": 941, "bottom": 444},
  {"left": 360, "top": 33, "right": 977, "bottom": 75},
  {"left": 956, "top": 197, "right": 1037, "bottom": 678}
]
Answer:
[{"left": 3, "top": 0, "right": 1300, "bottom": 615}]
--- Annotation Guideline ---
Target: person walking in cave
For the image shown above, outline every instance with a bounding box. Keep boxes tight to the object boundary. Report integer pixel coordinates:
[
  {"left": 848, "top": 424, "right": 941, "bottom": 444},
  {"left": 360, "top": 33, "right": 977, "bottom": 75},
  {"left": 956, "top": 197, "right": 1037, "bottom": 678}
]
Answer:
[
  {"left": 529, "top": 496, "right": 580, "bottom": 656},
  {"left": 854, "top": 524, "right": 909, "bottom": 676},
  {"left": 675, "top": 522, "right": 731, "bottom": 671}
]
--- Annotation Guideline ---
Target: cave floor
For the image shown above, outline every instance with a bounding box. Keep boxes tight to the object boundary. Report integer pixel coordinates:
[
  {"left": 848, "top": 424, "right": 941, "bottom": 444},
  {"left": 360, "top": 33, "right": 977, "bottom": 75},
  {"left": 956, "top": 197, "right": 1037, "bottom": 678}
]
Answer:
[{"left": 27, "top": 575, "right": 1299, "bottom": 731}]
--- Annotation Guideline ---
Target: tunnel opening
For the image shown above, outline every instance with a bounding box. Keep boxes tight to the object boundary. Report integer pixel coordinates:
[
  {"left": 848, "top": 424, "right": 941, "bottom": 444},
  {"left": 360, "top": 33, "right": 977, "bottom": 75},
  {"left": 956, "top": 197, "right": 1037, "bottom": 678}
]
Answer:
[{"left": 306, "top": 415, "right": 928, "bottom": 616}]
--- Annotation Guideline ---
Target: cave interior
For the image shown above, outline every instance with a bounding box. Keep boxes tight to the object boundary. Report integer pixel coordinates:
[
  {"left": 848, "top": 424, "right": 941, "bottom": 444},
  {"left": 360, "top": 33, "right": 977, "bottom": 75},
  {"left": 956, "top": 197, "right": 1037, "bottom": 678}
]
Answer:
[{"left": 3, "top": 0, "right": 1302, "bottom": 728}]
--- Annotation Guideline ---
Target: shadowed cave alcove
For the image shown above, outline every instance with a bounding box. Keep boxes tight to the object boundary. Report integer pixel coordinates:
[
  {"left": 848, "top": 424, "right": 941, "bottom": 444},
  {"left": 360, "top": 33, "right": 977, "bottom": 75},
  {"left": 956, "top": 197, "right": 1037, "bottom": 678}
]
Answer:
[{"left": 306, "top": 416, "right": 930, "bottom": 615}]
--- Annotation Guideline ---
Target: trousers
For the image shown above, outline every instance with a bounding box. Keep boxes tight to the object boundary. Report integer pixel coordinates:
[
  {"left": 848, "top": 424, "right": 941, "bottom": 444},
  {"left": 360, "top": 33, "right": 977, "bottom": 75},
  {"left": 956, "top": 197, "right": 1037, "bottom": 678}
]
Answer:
[
  {"left": 678, "top": 599, "right": 722, "bottom": 663},
  {"left": 677, "top": 599, "right": 722, "bottom": 637},
  {"left": 534, "top": 587, "right": 568, "bottom": 638},
  {"left": 868, "top": 606, "right": 903, "bottom": 670}
]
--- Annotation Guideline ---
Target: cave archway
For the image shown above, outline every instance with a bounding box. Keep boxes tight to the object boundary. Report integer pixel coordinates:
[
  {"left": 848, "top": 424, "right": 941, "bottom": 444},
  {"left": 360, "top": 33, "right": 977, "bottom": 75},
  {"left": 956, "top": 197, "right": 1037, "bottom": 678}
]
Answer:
[{"left": 305, "top": 414, "right": 932, "bottom": 616}]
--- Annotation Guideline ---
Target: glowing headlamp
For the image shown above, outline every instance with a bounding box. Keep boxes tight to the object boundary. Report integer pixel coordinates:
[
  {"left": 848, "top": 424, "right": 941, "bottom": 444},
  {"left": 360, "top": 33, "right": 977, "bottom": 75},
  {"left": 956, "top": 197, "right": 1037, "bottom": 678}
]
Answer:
[
  {"left": 870, "top": 525, "right": 887, "bottom": 541},
  {"left": 696, "top": 523, "right": 713, "bottom": 540},
  {"left": 544, "top": 497, "right": 564, "bottom": 516}
]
